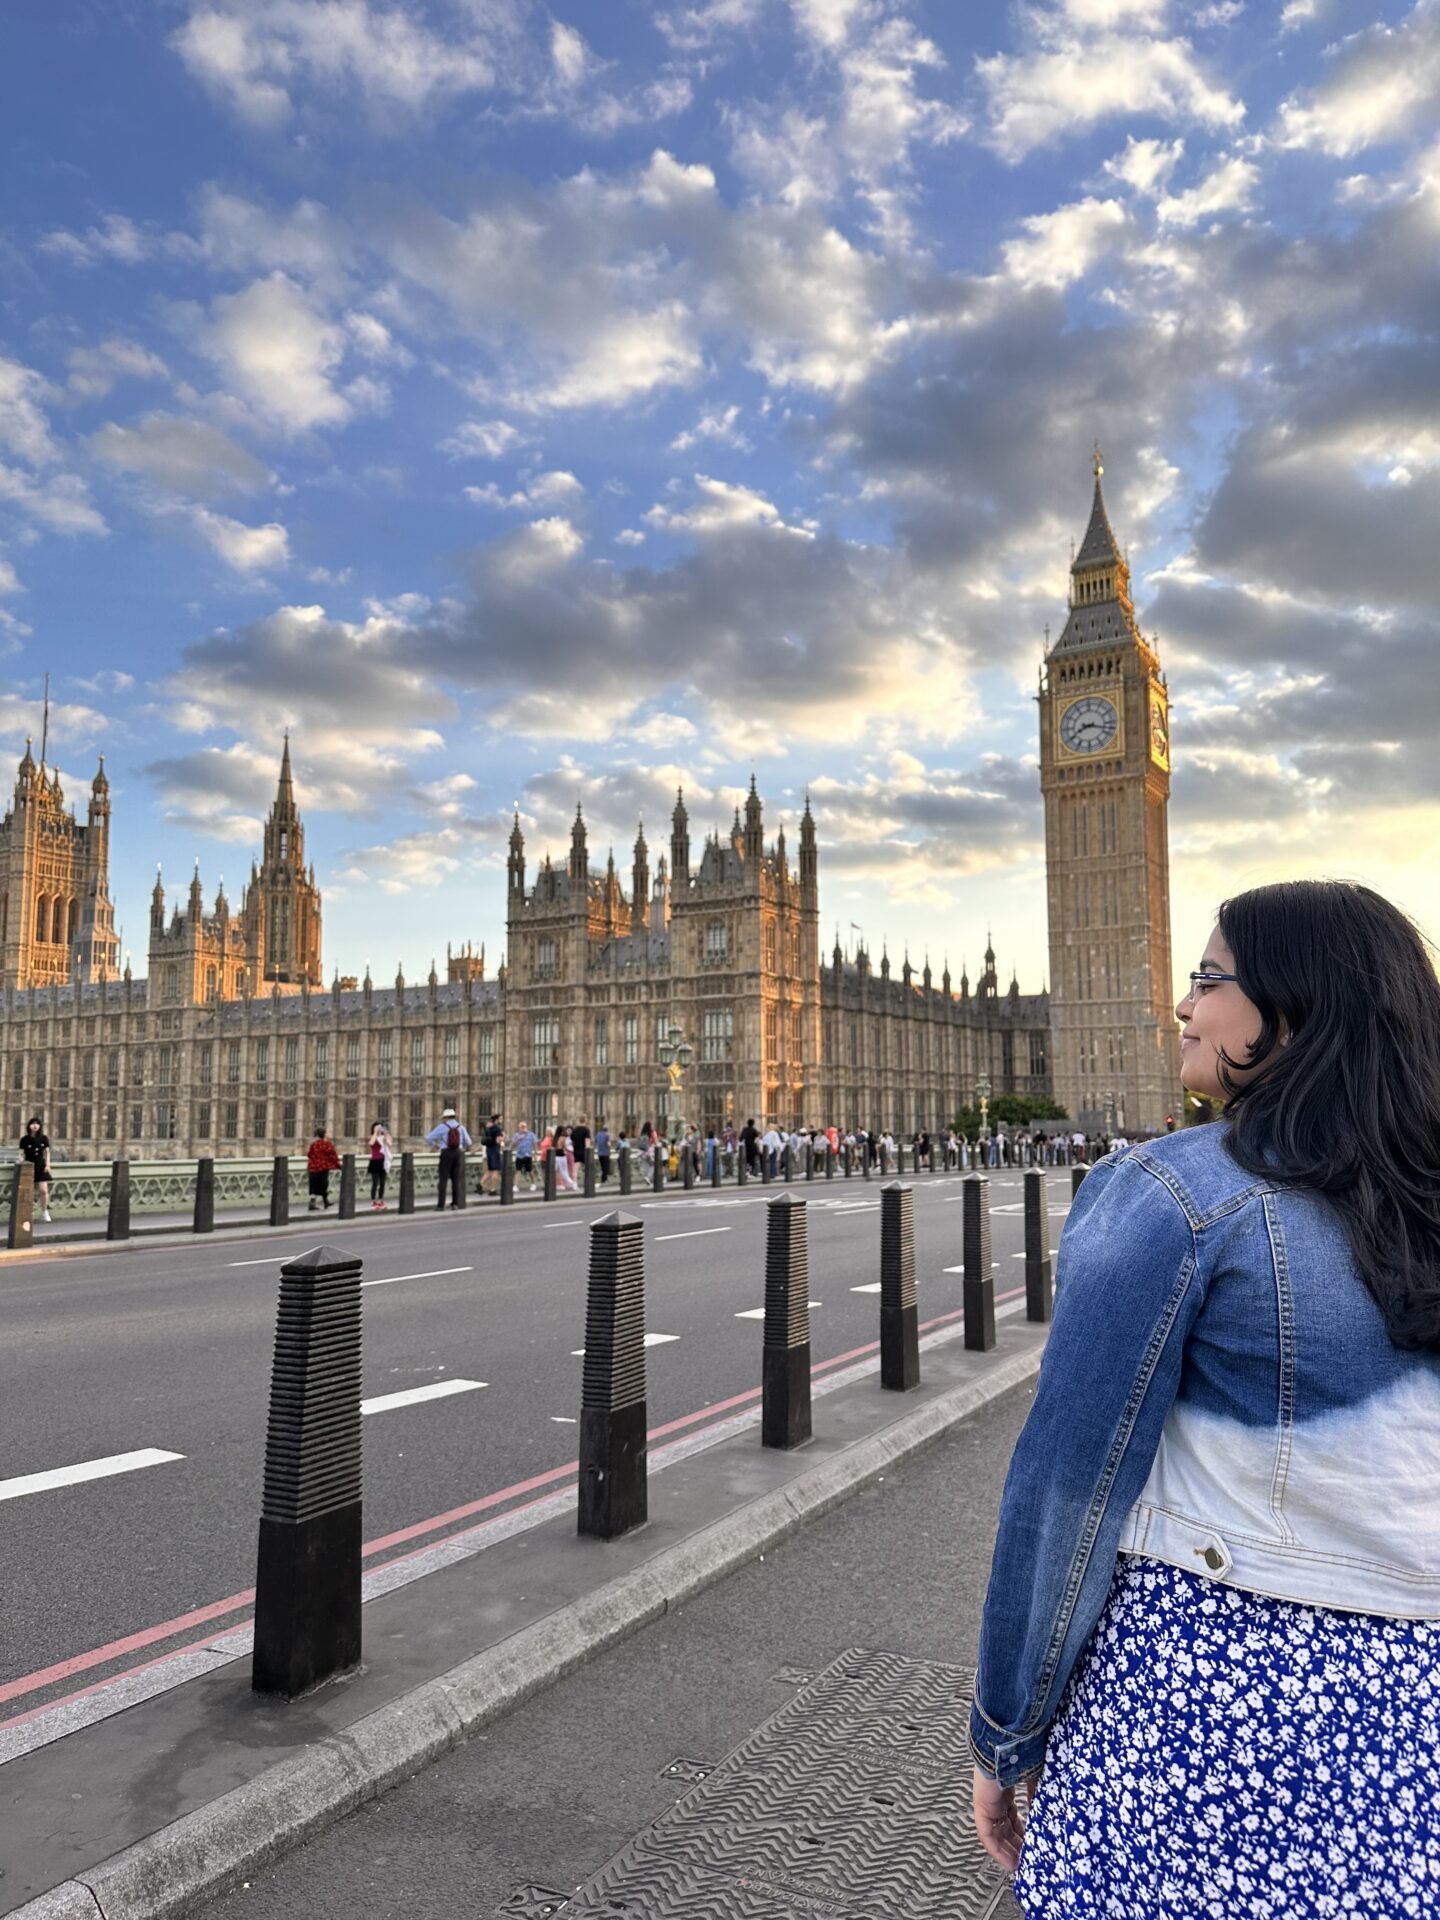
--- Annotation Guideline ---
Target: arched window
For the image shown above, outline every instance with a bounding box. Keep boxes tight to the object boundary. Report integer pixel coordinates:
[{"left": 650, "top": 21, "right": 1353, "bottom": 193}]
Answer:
[
  {"left": 66, "top": 898, "right": 77, "bottom": 948},
  {"left": 51, "top": 897, "right": 63, "bottom": 944},
  {"left": 206, "top": 966, "right": 218, "bottom": 1001},
  {"left": 35, "top": 894, "right": 47, "bottom": 941}
]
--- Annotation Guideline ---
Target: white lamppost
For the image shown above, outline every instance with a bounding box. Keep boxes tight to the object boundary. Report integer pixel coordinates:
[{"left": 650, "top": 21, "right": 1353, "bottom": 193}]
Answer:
[{"left": 657, "top": 1022, "right": 694, "bottom": 1141}]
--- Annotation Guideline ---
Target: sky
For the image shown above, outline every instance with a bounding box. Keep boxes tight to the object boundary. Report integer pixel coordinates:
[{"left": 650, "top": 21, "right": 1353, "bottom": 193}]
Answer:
[{"left": 2, "top": 0, "right": 1437, "bottom": 996}]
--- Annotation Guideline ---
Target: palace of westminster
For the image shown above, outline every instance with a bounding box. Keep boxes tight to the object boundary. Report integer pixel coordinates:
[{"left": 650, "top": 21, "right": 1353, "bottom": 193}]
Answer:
[{"left": 0, "top": 466, "right": 1183, "bottom": 1158}]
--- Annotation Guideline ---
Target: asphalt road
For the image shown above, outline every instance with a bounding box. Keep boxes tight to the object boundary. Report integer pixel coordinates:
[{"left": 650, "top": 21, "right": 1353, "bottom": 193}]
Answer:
[{"left": 0, "top": 1169, "right": 1071, "bottom": 1706}]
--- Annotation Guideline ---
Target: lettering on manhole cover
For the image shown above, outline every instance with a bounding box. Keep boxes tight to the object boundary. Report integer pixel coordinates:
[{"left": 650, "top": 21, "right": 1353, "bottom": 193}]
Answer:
[
  {"left": 498, "top": 1885, "right": 571, "bottom": 1917},
  {"left": 560, "top": 1649, "right": 1019, "bottom": 1918}
]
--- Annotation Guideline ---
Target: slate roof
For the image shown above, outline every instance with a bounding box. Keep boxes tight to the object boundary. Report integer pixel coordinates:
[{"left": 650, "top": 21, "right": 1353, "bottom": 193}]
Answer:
[{"left": 1074, "top": 475, "right": 1121, "bottom": 569}]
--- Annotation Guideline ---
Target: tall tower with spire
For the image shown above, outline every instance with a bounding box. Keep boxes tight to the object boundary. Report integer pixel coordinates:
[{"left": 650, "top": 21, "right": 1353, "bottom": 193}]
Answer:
[
  {"left": 0, "top": 723, "right": 118, "bottom": 989},
  {"left": 1039, "top": 450, "right": 1181, "bottom": 1133},
  {"left": 242, "top": 737, "right": 323, "bottom": 987}
]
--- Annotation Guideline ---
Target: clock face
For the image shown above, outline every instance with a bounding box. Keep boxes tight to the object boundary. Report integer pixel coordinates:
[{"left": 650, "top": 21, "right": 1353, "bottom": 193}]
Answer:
[{"left": 1059, "top": 695, "right": 1119, "bottom": 755}]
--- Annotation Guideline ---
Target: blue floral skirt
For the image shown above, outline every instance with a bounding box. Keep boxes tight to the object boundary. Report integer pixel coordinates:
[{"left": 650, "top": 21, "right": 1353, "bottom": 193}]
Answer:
[{"left": 1014, "top": 1554, "right": 1440, "bottom": 1919}]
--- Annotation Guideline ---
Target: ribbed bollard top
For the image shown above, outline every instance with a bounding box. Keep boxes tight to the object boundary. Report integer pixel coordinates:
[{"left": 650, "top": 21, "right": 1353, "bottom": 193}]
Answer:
[
  {"left": 880, "top": 1181, "right": 916, "bottom": 1311},
  {"left": 261, "top": 1245, "right": 362, "bottom": 1526},
  {"left": 582, "top": 1211, "right": 647, "bottom": 1415},
  {"left": 764, "top": 1192, "right": 810, "bottom": 1351}
]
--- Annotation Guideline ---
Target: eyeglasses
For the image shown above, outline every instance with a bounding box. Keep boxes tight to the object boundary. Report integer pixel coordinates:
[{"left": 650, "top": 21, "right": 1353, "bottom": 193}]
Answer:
[{"left": 1187, "top": 971, "right": 1239, "bottom": 995}]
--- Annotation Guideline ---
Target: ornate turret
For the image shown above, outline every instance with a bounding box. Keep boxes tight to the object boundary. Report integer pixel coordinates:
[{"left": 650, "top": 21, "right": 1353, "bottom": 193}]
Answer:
[
  {"left": 798, "top": 791, "right": 817, "bottom": 896},
  {"left": 743, "top": 774, "right": 763, "bottom": 863},
  {"left": 631, "top": 820, "right": 649, "bottom": 932},
  {"left": 730, "top": 805, "right": 744, "bottom": 857},
  {"left": 569, "top": 801, "right": 588, "bottom": 885},
  {"left": 507, "top": 809, "right": 526, "bottom": 898},
  {"left": 150, "top": 867, "right": 166, "bottom": 936},
  {"left": 670, "top": 787, "right": 690, "bottom": 888}
]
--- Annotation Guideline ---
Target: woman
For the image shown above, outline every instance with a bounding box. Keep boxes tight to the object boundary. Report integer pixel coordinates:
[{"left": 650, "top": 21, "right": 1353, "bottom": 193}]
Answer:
[
  {"left": 554, "top": 1128, "right": 578, "bottom": 1193},
  {"left": 19, "top": 1115, "right": 52, "bottom": 1223},
  {"left": 306, "top": 1126, "right": 340, "bottom": 1211},
  {"left": 367, "top": 1121, "right": 393, "bottom": 1210},
  {"left": 971, "top": 881, "right": 1440, "bottom": 1916}
]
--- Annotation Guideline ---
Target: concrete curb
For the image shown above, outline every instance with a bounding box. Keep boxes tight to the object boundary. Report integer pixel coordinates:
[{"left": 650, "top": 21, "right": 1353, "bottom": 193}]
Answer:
[{"left": 25, "top": 1345, "right": 1041, "bottom": 1920}]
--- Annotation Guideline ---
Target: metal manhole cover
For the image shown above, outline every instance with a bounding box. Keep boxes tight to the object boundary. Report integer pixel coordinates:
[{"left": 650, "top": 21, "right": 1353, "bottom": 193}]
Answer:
[
  {"left": 498, "top": 1887, "right": 572, "bottom": 1918},
  {"left": 558, "top": 1649, "right": 1020, "bottom": 1919}
]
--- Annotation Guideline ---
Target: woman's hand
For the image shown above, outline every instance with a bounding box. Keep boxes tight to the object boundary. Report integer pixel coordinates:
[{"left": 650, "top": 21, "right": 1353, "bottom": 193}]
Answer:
[{"left": 971, "top": 1765, "right": 1042, "bottom": 1873}]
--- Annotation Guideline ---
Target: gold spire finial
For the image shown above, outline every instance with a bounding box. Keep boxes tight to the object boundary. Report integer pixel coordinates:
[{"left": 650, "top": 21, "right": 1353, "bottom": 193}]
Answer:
[{"left": 1093, "top": 442, "right": 1104, "bottom": 479}]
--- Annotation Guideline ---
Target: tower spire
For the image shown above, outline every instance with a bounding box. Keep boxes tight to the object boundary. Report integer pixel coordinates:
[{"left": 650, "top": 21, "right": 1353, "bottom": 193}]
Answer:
[{"left": 39, "top": 672, "right": 49, "bottom": 768}]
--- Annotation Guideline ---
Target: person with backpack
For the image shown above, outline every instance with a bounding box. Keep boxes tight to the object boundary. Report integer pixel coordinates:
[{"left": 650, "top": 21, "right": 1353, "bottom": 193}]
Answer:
[
  {"left": 970, "top": 881, "right": 1440, "bottom": 1915},
  {"left": 424, "top": 1106, "right": 471, "bottom": 1210}
]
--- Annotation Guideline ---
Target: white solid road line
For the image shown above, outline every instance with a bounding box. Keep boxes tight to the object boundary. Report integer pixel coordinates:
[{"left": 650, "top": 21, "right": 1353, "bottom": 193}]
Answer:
[
  {"left": 360, "top": 1379, "right": 487, "bottom": 1416},
  {"left": 360, "top": 1265, "right": 474, "bottom": 1289},
  {"left": 227, "top": 1256, "right": 287, "bottom": 1267},
  {"left": 851, "top": 1282, "right": 882, "bottom": 1294},
  {"left": 655, "top": 1226, "right": 733, "bottom": 1242},
  {"left": 735, "top": 1301, "right": 820, "bottom": 1319},
  {"left": 0, "top": 1448, "right": 183, "bottom": 1504}
]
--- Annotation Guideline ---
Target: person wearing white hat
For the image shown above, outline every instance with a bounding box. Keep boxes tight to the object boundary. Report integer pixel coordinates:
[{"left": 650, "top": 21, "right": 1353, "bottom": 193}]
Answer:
[{"left": 424, "top": 1105, "right": 472, "bottom": 1210}]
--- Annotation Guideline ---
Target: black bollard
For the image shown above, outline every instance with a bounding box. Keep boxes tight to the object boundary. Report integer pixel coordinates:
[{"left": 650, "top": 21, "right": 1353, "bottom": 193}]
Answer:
[
  {"left": 500, "top": 1148, "right": 515, "bottom": 1205},
  {"left": 252, "top": 1244, "right": 363, "bottom": 1697},
  {"left": 804, "top": 1142, "right": 815, "bottom": 1181},
  {"left": 763, "top": 1193, "right": 812, "bottom": 1449},
  {"left": 269, "top": 1154, "right": 289, "bottom": 1227},
  {"left": 618, "top": 1144, "right": 632, "bottom": 1196},
  {"left": 1071, "top": 1163, "right": 1088, "bottom": 1201},
  {"left": 651, "top": 1143, "right": 664, "bottom": 1193},
  {"left": 879, "top": 1143, "right": 890, "bottom": 1176},
  {"left": 398, "top": 1151, "right": 416, "bottom": 1214},
  {"left": 107, "top": 1158, "right": 131, "bottom": 1242},
  {"left": 193, "top": 1156, "right": 214, "bottom": 1234},
  {"left": 1024, "top": 1168, "right": 1053, "bottom": 1322},
  {"left": 711, "top": 1145, "right": 722, "bottom": 1188},
  {"left": 337, "top": 1153, "right": 356, "bottom": 1220},
  {"left": 682, "top": 1143, "right": 695, "bottom": 1190},
  {"left": 577, "top": 1211, "right": 648, "bottom": 1540},
  {"left": 544, "top": 1147, "right": 557, "bottom": 1202},
  {"left": 454, "top": 1149, "right": 467, "bottom": 1209},
  {"left": 880, "top": 1182, "right": 920, "bottom": 1391},
  {"left": 761, "top": 1144, "right": 772, "bottom": 1185},
  {"left": 737, "top": 1148, "right": 748, "bottom": 1187},
  {"left": 7, "top": 1161, "right": 33, "bottom": 1250},
  {"left": 584, "top": 1144, "right": 597, "bottom": 1199},
  {"left": 825, "top": 1144, "right": 835, "bottom": 1180},
  {"left": 783, "top": 1142, "right": 794, "bottom": 1183},
  {"left": 962, "top": 1174, "right": 997, "bottom": 1352},
  {"left": 898, "top": 1145, "right": 909, "bottom": 1175}
]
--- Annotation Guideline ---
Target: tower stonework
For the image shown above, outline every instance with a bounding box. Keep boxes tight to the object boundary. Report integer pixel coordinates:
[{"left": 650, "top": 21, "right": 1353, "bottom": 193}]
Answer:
[
  {"left": 243, "top": 739, "right": 322, "bottom": 987},
  {"left": 1039, "top": 455, "right": 1183, "bottom": 1134},
  {"left": 0, "top": 743, "right": 119, "bottom": 990}
]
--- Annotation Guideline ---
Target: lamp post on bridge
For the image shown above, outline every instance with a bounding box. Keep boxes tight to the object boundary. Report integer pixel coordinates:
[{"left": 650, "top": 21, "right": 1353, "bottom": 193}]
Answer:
[
  {"left": 975, "top": 1072, "right": 992, "bottom": 1143},
  {"left": 657, "top": 1021, "right": 694, "bottom": 1153}
]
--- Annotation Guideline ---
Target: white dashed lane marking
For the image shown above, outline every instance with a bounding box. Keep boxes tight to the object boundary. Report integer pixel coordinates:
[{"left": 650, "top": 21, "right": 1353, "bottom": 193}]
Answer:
[
  {"left": 734, "top": 1302, "right": 821, "bottom": 1319},
  {"left": 0, "top": 1449, "right": 184, "bottom": 1504},
  {"left": 655, "top": 1227, "right": 732, "bottom": 1243},
  {"left": 361, "top": 1266, "right": 473, "bottom": 1289},
  {"left": 360, "top": 1380, "right": 487, "bottom": 1416},
  {"left": 571, "top": 1333, "right": 680, "bottom": 1356}
]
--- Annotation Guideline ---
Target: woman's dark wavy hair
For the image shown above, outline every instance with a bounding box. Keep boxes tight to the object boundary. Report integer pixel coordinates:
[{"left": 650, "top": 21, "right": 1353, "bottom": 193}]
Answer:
[{"left": 1215, "top": 880, "right": 1440, "bottom": 1352}]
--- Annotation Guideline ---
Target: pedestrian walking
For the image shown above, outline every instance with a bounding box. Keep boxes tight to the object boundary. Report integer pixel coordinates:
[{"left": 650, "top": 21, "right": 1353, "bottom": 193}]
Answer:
[
  {"left": 512, "top": 1120, "right": 537, "bottom": 1190},
  {"left": 741, "top": 1116, "right": 760, "bottom": 1176},
  {"left": 306, "top": 1126, "right": 340, "bottom": 1210},
  {"left": 367, "top": 1120, "right": 393, "bottom": 1208},
  {"left": 425, "top": 1106, "right": 471, "bottom": 1210},
  {"left": 19, "top": 1115, "right": 52, "bottom": 1222},
  {"left": 595, "top": 1120, "right": 611, "bottom": 1182},
  {"left": 557, "top": 1127, "right": 578, "bottom": 1192},
  {"left": 570, "top": 1114, "right": 591, "bottom": 1181},
  {"left": 970, "top": 881, "right": 1440, "bottom": 1917},
  {"left": 482, "top": 1113, "right": 504, "bottom": 1196}
]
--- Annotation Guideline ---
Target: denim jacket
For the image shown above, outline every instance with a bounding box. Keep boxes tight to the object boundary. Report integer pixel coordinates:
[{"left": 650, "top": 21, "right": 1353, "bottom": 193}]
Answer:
[{"left": 970, "top": 1122, "right": 1440, "bottom": 1786}]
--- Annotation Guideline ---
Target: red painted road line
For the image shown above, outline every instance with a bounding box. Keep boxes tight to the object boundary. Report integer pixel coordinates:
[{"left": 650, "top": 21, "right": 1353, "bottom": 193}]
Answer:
[{"left": 0, "top": 1289, "right": 1025, "bottom": 1719}]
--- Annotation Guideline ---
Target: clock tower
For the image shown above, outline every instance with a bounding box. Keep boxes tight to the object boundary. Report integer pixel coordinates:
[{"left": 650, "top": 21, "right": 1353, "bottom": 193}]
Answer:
[{"left": 1039, "top": 452, "right": 1182, "bottom": 1135}]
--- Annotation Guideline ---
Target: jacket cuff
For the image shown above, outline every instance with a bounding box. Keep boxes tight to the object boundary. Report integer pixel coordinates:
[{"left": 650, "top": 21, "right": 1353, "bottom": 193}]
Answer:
[{"left": 968, "top": 1702, "right": 1049, "bottom": 1787}]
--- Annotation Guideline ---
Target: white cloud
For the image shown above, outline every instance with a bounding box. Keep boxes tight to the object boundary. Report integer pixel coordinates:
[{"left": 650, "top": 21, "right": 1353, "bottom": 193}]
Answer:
[
  {"left": 440, "top": 419, "right": 526, "bottom": 459},
  {"left": 193, "top": 185, "right": 351, "bottom": 292},
  {"left": 202, "top": 272, "right": 351, "bottom": 431},
  {"left": 1279, "top": 0, "right": 1318, "bottom": 29},
  {"left": 66, "top": 338, "right": 169, "bottom": 399},
  {"left": 190, "top": 507, "right": 291, "bottom": 573},
  {"left": 1000, "top": 197, "right": 1130, "bottom": 288},
  {"left": 1276, "top": 1, "right": 1440, "bottom": 155},
  {"left": 629, "top": 711, "right": 699, "bottom": 747},
  {"left": 657, "top": 0, "right": 764, "bottom": 52},
  {"left": 645, "top": 474, "right": 814, "bottom": 538},
  {"left": 343, "top": 311, "right": 412, "bottom": 364},
  {"left": 670, "top": 403, "right": 750, "bottom": 451},
  {"left": 550, "top": 19, "right": 590, "bottom": 87},
  {"left": 790, "top": 0, "right": 874, "bottom": 47},
  {"left": 615, "top": 528, "right": 646, "bottom": 546},
  {"left": 978, "top": 23, "right": 1244, "bottom": 161},
  {"left": 503, "top": 303, "right": 704, "bottom": 412},
  {"left": 834, "top": 17, "right": 968, "bottom": 183},
  {"left": 38, "top": 213, "right": 154, "bottom": 267},
  {"left": 0, "top": 358, "right": 62, "bottom": 467},
  {"left": 1103, "top": 135, "right": 1186, "bottom": 195},
  {"left": 0, "top": 466, "right": 107, "bottom": 536},
  {"left": 0, "top": 560, "right": 22, "bottom": 594},
  {"left": 464, "top": 470, "right": 585, "bottom": 509},
  {"left": 1156, "top": 155, "right": 1258, "bottom": 225},
  {"left": 170, "top": 0, "right": 501, "bottom": 127},
  {"left": 90, "top": 412, "right": 271, "bottom": 497}
]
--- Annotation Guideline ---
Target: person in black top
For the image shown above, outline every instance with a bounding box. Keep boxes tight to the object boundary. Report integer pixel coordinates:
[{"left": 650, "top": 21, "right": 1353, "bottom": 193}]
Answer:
[
  {"left": 19, "top": 1116, "right": 52, "bottom": 1222},
  {"left": 482, "top": 1113, "right": 504, "bottom": 1196},
  {"left": 570, "top": 1115, "right": 592, "bottom": 1178},
  {"left": 741, "top": 1118, "right": 760, "bottom": 1175}
]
